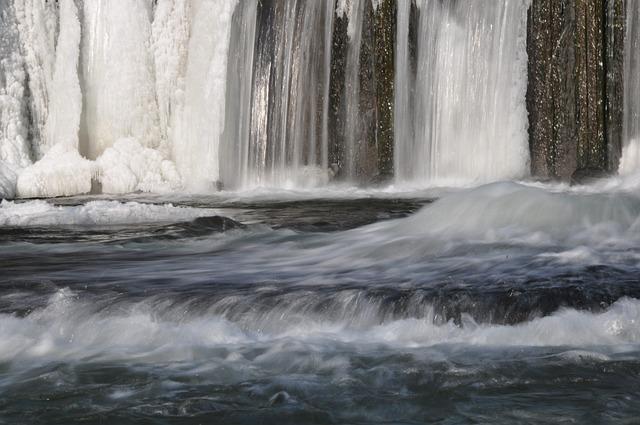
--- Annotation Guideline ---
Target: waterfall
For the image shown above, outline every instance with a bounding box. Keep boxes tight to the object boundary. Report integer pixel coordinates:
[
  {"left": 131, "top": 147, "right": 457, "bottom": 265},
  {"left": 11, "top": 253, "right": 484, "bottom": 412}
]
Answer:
[
  {"left": 393, "top": 0, "right": 413, "bottom": 182},
  {"left": 394, "top": 0, "right": 530, "bottom": 185},
  {"left": 343, "top": 0, "right": 365, "bottom": 180},
  {"left": 2, "top": 0, "right": 634, "bottom": 199},
  {"left": 221, "top": 0, "right": 336, "bottom": 189},
  {"left": 620, "top": 0, "right": 640, "bottom": 174}
]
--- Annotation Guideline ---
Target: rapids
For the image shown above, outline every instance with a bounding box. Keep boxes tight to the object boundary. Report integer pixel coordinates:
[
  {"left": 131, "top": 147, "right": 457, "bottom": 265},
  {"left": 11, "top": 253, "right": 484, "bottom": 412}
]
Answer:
[{"left": 1, "top": 179, "right": 640, "bottom": 422}]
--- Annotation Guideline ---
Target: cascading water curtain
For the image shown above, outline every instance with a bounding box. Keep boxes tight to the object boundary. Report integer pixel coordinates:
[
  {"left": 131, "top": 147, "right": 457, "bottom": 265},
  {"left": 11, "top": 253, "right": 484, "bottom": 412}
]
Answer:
[
  {"left": 221, "top": 0, "right": 336, "bottom": 190},
  {"left": 394, "top": 0, "right": 531, "bottom": 186},
  {"left": 620, "top": 0, "right": 640, "bottom": 174}
]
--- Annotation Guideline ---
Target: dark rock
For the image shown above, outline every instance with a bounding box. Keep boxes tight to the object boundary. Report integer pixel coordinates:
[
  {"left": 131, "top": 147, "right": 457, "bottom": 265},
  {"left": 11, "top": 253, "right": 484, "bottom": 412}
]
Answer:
[
  {"left": 570, "top": 167, "right": 610, "bottom": 185},
  {"left": 187, "top": 216, "right": 244, "bottom": 233},
  {"left": 527, "top": 0, "right": 625, "bottom": 181}
]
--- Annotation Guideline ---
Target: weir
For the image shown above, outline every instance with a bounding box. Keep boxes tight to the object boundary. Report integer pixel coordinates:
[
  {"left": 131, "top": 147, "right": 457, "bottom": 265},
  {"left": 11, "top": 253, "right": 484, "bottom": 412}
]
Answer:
[{"left": 0, "top": 0, "right": 637, "bottom": 198}]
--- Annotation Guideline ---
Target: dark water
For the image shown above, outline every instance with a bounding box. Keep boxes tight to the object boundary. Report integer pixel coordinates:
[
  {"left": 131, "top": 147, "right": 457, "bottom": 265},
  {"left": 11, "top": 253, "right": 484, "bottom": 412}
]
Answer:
[{"left": 1, "top": 182, "right": 640, "bottom": 424}]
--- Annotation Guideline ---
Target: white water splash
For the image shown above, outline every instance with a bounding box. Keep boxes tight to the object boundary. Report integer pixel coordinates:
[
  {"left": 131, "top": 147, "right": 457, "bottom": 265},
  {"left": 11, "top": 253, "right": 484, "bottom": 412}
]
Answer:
[
  {"left": 1, "top": 289, "right": 639, "bottom": 366},
  {"left": 395, "top": 0, "right": 531, "bottom": 185}
]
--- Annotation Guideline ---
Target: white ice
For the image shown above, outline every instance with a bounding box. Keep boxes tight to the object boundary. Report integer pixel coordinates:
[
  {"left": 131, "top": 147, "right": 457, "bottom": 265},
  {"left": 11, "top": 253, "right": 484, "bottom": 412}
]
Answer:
[
  {"left": 0, "top": 199, "right": 218, "bottom": 227},
  {"left": 96, "top": 138, "right": 182, "bottom": 194},
  {"left": 16, "top": 144, "right": 94, "bottom": 198}
]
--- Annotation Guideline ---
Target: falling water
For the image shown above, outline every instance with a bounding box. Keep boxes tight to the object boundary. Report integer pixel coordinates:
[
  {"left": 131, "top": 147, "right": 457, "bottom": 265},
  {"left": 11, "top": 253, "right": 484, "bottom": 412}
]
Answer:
[
  {"left": 394, "top": 0, "right": 530, "bottom": 185},
  {"left": 620, "top": 0, "right": 640, "bottom": 174},
  {"left": 0, "top": 0, "right": 615, "bottom": 198},
  {"left": 221, "top": 0, "right": 336, "bottom": 189},
  {"left": 342, "top": 0, "right": 365, "bottom": 180}
]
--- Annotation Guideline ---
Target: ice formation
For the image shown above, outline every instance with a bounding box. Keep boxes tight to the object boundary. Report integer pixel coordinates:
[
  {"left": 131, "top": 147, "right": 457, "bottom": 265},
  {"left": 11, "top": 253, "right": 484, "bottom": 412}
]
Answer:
[
  {"left": 0, "top": 199, "right": 218, "bottom": 226},
  {"left": 0, "top": 0, "right": 237, "bottom": 199},
  {"left": 16, "top": 144, "right": 94, "bottom": 198},
  {"left": 96, "top": 138, "right": 182, "bottom": 195}
]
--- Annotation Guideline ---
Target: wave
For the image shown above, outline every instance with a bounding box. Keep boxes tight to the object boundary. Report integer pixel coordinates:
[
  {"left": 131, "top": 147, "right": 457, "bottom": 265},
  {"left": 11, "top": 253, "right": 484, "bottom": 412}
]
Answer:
[{"left": 1, "top": 289, "right": 639, "bottom": 368}]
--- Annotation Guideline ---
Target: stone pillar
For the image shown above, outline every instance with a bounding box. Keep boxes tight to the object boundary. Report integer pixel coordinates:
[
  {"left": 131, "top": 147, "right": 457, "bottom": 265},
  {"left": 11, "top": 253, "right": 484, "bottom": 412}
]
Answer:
[
  {"left": 328, "top": 8, "right": 348, "bottom": 176},
  {"left": 527, "top": 0, "right": 625, "bottom": 181},
  {"left": 373, "top": 0, "right": 396, "bottom": 181}
]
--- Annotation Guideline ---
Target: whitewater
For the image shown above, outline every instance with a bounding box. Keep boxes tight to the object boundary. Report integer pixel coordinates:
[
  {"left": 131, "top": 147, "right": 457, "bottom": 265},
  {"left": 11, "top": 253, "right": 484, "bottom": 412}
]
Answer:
[
  {"left": 0, "top": 176, "right": 639, "bottom": 422},
  {"left": 1, "top": 0, "right": 640, "bottom": 423}
]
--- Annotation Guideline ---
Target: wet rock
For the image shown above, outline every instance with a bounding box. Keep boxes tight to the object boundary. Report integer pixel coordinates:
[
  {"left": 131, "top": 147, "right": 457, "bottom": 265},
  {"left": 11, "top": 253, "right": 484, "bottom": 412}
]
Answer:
[
  {"left": 570, "top": 167, "right": 610, "bottom": 185},
  {"left": 185, "top": 216, "right": 245, "bottom": 233},
  {"left": 527, "top": 0, "right": 625, "bottom": 181}
]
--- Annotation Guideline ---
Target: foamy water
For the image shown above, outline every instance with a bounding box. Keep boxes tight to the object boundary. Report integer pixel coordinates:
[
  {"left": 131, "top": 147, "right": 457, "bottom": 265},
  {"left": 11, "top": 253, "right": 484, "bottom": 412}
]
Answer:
[{"left": 2, "top": 180, "right": 640, "bottom": 423}]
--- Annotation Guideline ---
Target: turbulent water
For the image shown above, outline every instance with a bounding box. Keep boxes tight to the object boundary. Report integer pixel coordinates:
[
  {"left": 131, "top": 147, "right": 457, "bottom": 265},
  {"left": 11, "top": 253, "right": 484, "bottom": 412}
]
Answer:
[
  {"left": 2, "top": 0, "right": 640, "bottom": 423},
  {"left": 1, "top": 179, "right": 640, "bottom": 423}
]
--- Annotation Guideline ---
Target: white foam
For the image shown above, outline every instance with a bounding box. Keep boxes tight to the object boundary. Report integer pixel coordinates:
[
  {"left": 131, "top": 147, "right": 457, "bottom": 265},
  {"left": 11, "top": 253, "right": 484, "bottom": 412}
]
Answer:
[
  {"left": 0, "top": 290, "right": 638, "bottom": 367},
  {"left": 538, "top": 247, "right": 598, "bottom": 264},
  {"left": 619, "top": 139, "right": 640, "bottom": 175},
  {"left": 0, "top": 199, "right": 218, "bottom": 227},
  {"left": 393, "top": 181, "right": 640, "bottom": 247},
  {"left": 262, "top": 181, "right": 640, "bottom": 273}
]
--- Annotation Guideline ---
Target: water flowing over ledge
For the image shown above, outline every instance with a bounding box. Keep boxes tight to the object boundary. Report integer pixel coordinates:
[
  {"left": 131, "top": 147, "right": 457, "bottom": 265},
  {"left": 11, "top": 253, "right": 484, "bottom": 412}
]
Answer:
[{"left": 0, "top": 0, "right": 637, "bottom": 199}]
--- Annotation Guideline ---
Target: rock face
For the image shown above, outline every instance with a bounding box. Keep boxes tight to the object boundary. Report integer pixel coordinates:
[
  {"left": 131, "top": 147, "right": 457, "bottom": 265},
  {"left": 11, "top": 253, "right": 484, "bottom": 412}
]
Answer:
[
  {"left": 527, "top": 0, "right": 625, "bottom": 181},
  {"left": 373, "top": 0, "right": 396, "bottom": 181}
]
